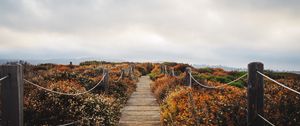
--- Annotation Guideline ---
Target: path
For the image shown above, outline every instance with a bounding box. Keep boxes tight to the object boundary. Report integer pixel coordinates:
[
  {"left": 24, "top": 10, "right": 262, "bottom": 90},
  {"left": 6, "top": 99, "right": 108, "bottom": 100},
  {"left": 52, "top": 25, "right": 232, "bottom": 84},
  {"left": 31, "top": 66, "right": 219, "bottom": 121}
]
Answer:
[{"left": 119, "top": 76, "right": 160, "bottom": 126}]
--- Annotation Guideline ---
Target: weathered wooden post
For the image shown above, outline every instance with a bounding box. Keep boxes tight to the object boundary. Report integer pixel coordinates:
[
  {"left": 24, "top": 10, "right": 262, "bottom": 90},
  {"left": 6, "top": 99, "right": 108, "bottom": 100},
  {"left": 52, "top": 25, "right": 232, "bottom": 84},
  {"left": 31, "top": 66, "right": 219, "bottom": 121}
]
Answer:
[
  {"left": 164, "top": 65, "right": 168, "bottom": 75},
  {"left": 160, "top": 65, "right": 164, "bottom": 74},
  {"left": 146, "top": 63, "right": 152, "bottom": 73},
  {"left": 184, "top": 67, "right": 200, "bottom": 126},
  {"left": 185, "top": 67, "right": 192, "bottom": 87},
  {"left": 130, "top": 64, "right": 135, "bottom": 73},
  {"left": 247, "top": 62, "right": 264, "bottom": 126},
  {"left": 170, "top": 68, "right": 175, "bottom": 77},
  {"left": 128, "top": 66, "right": 133, "bottom": 80},
  {"left": 69, "top": 61, "right": 74, "bottom": 69},
  {"left": 0, "top": 65, "right": 24, "bottom": 126},
  {"left": 103, "top": 68, "right": 109, "bottom": 92},
  {"left": 121, "top": 69, "right": 125, "bottom": 79}
]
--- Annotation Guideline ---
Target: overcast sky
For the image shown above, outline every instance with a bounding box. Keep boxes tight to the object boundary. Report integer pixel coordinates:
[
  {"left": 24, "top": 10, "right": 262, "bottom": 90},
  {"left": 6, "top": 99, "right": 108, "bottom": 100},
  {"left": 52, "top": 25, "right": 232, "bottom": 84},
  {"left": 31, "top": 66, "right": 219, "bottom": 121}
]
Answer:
[{"left": 0, "top": 0, "right": 299, "bottom": 70}]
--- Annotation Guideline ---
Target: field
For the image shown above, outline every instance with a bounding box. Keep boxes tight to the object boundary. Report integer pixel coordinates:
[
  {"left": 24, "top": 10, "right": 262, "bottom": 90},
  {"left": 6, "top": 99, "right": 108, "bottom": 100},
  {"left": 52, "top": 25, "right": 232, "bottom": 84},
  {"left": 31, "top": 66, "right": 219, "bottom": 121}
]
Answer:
[
  {"left": 0, "top": 61, "right": 299, "bottom": 126},
  {"left": 150, "top": 63, "right": 300, "bottom": 126},
  {"left": 19, "top": 61, "right": 152, "bottom": 125}
]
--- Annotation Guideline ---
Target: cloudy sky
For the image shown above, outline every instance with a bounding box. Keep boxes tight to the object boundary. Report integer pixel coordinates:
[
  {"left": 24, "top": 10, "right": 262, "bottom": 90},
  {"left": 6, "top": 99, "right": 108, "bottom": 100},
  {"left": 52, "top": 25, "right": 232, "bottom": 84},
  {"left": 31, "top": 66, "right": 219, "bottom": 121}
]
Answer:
[{"left": 0, "top": 0, "right": 299, "bottom": 70}]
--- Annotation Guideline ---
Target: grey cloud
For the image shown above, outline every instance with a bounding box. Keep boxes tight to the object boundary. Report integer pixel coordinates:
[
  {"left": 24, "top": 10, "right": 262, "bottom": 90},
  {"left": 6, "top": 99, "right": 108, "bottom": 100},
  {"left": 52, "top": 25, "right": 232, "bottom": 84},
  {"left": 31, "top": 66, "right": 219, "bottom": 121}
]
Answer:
[{"left": 0, "top": 0, "right": 299, "bottom": 70}]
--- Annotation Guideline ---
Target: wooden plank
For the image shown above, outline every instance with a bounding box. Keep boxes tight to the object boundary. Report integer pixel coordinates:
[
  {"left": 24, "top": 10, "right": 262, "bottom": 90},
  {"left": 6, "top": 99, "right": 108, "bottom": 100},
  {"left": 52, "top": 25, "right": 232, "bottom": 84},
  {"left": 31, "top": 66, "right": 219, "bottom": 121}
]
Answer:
[{"left": 119, "top": 76, "right": 160, "bottom": 126}]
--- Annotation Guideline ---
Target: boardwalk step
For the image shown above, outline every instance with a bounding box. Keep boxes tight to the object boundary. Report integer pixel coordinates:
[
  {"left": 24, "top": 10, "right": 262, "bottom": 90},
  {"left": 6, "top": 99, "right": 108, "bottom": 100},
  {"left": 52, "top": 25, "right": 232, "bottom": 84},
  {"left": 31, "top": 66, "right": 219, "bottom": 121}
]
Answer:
[
  {"left": 119, "top": 76, "right": 160, "bottom": 126},
  {"left": 123, "top": 106, "right": 160, "bottom": 111}
]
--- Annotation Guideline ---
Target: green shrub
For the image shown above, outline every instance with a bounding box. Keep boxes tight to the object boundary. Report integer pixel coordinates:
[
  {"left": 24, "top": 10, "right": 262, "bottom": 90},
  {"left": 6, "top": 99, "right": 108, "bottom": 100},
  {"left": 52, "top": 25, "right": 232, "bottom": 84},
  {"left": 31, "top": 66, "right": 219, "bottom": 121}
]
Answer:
[
  {"left": 148, "top": 72, "right": 158, "bottom": 80},
  {"left": 215, "top": 76, "right": 231, "bottom": 83},
  {"left": 198, "top": 67, "right": 214, "bottom": 73},
  {"left": 191, "top": 73, "right": 206, "bottom": 83},
  {"left": 162, "top": 62, "right": 178, "bottom": 67},
  {"left": 229, "top": 81, "right": 244, "bottom": 88}
]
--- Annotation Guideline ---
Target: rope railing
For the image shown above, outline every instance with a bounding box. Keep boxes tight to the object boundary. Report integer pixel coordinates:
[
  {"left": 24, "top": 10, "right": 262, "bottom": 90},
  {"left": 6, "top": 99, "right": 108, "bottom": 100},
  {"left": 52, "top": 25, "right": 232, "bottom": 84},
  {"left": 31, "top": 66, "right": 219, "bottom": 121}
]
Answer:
[
  {"left": 57, "top": 120, "right": 80, "bottom": 126},
  {"left": 113, "top": 71, "right": 124, "bottom": 83},
  {"left": 257, "top": 114, "right": 275, "bottom": 126},
  {"left": 190, "top": 73, "right": 218, "bottom": 89},
  {"left": 24, "top": 73, "right": 107, "bottom": 96},
  {"left": 257, "top": 71, "right": 300, "bottom": 95},
  {"left": 189, "top": 72, "right": 248, "bottom": 89},
  {"left": 0, "top": 75, "right": 9, "bottom": 82},
  {"left": 227, "top": 73, "right": 248, "bottom": 85}
]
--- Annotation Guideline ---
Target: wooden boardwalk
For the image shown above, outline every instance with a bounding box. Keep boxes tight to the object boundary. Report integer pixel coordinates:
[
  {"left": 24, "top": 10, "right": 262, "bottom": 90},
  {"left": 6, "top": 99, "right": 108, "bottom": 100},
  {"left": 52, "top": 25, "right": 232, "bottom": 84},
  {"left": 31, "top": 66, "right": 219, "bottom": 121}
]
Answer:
[{"left": 119, "top": 76, "right": 160, "bottom": 126}]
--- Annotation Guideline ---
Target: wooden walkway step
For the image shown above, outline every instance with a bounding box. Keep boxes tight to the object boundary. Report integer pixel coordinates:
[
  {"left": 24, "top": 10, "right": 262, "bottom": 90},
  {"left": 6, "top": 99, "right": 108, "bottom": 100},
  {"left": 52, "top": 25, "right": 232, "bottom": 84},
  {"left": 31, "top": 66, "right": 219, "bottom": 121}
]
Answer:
[{"left": 119, "top": 76, "right": 160, "bottom": 126}]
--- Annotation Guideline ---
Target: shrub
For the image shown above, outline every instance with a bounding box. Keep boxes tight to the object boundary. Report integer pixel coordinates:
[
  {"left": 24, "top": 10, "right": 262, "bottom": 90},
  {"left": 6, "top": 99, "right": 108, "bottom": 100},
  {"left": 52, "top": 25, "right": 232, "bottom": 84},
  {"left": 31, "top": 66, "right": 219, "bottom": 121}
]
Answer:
[
  {"left": 148, "top": 72, "right": 158, "bottom": 80},
  {"left": 197, "top": 67, "right": 214, "bottom": 73},
  {"left": 151, "top": 76, "right": 180, "bottom": 102},
  {"left": 215, "top": 76, "right": 231, "bottom": 83},
  {"left": 161, "top": 87, "right": 247, "bottom": 126},
  {"left": 23, "top": 63, "right": 138, "bottom": 125},
  {"left": 228, "top": 81, "right": 244, "bottom": 88},
  {"left": 24, "top": 83, "right": 121, "bottom": 126}
]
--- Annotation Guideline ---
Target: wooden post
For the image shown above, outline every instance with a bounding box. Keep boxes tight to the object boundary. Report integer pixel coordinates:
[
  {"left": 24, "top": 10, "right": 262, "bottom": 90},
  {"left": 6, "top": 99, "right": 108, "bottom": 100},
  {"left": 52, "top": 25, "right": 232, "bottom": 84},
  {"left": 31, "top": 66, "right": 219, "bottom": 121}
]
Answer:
[
  {"left": 247, "top": 62, "right": 264, "bottom": 126},
  {"left": 128, "top": 66, "right": 133, "bottom": 80},
  {"left": 121, "top": 69, "right": 125, "bottom": 79},
  {"left": 103, "top": 69, "right": 109, "bottom": 92},
  {"left": 69, "top": 61, "right": 74, "bottom": 69},
  {"left": 160, "top": 65, "right": 164, "bottom": 74},
  {"left": 164, "top": 65, "right": 168, "bottom": 75},
  {"left": 0, "top": 65, "right": 24, "bottom": 126},
  {"left": 171, "top": 68, "right": 175, "bottom": 77},
  {"left": 130, "top": 64, "right": 135, "bottom": 73},
  {"left": 185, "top": 67, "right": 192, "bottom": 87},
  {"left": 146, "top": 63, "right": 152, "bottom": 73}
]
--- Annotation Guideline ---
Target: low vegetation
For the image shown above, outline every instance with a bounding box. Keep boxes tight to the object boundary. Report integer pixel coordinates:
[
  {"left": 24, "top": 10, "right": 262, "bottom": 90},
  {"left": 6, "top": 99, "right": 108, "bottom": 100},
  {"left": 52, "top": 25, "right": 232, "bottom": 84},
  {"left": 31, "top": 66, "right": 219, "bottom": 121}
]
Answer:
[
  {"left": 22, "top": 62, "right": 151, "bottom": 125},
  {"left": 150, "top": 63, "right": 300, "bottom": 126}
]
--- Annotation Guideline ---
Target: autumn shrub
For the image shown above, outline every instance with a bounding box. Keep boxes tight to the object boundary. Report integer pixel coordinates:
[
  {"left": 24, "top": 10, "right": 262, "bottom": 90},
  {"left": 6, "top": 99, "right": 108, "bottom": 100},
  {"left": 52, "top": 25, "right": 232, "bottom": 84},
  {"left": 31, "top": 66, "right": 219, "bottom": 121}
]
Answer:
[
  {"left": 24, "top": 80, "right": 121, "bottom": 126},
  {"left": 154, "top": 65, "right": 300, "bottom": 126},
  {"left": 108, "top": 78, "right": 136, "bottom": 105},
  {"left": 23, "top": 62, "right": 138, "bottom": 125},
  {"left": 263, "top": 77, "right": 300, "bottom": 126},
  {"left": 148, "top": 64, "right": 163, "bottom": 80},
  {"left": 197, "top": 67, "right": 214, "bottom": 74},
  {"left": 151, "top": 76, "right": 181, "bottom": 102},
  {"left": 161, "top": 87, "right": 247, "bottom": 126},
  {"left": 24, "top": 91, "right": 121, "bottom": 126},
  {"left": 173, "top": 64, "right": 192, "bottom": 73},
  {"left": 135, "top": 63, "right": 153, "bottom": 75}
]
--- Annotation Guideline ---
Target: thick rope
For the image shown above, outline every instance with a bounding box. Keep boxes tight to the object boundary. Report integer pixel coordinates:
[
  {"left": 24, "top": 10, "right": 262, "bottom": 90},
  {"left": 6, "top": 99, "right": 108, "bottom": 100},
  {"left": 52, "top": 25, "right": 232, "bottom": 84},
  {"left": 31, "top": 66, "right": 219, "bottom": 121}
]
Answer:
[
  {"left": 189, "top": 72, "right": 248, "bottom": 89},
  {"left": 257, "top": 71, "right": 300, "bottom": 95},
  {"left": 190, "top": 73, "right": 218, "bottom": 89},
  {"left": 0, "top": 75, "right": 8, "bottom": 82},
  {"left": 57, "top": 120, "right": 80, "bottom": 126},
  {"left": 24, "top": 74, "right": 107, "bottom": 96},
  {"left": 113, "top": 71, "right": 124, "bottom": 83},
  {"left": 227, "top": 73, "right": 248, "bottom": 85},
  {"left": 257, "top": 114, "right": 275, "bottom": 126}
]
